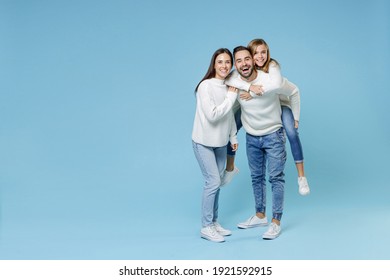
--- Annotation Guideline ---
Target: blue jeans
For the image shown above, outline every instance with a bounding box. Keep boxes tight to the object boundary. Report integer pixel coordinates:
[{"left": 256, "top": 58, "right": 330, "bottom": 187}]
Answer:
[
  {"left": 246, "top": 128, "right": 286, "bottom": 221},
  {"left": 192, "top": 141, "right": 227, "bottom": 227},
  {"left": 228, "top": 106, "right": 304, "bottom": 163},
  {"left": 281, "top": 106, "right": 304, "bottom": 163},
  {"left": 227, "top": 108, "right": 242, "bottom": 156}
]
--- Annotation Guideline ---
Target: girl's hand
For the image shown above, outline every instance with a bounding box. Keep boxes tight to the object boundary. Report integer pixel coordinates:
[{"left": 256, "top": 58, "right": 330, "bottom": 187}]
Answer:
[
  {"left": 231, "top": 143, "right": 239, "bottom": 152},
  {"left": 294, "top": 120, "right": 299, "bottom": 129},
  {"left": 249, "top": 84, "right": 264, "bottom": 95},
  {"left": 240, "top": 91, "right": 252, "bottom": 101}
]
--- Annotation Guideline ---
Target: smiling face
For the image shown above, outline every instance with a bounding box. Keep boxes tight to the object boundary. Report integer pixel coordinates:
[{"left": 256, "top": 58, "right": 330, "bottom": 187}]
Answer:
[
  {"left": 253, "top": 44, "right": 268, "bottom": 68},
  {"left": 234, "top": 49, "right": 255, "bottom": 80},
  {"left": 214, "top": 53, "right": 232, "bottom": 79}
]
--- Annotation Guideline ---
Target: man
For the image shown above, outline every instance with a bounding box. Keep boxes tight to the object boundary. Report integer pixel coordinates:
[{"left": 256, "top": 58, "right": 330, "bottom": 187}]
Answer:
[{"left": 232, "top": 46, "right": 299, "bottom": 239}]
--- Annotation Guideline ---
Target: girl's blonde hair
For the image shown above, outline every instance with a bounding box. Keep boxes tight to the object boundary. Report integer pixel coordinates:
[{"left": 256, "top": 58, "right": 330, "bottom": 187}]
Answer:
[{"left": 247, "top": 38, "right": 279, "bottom": 73}]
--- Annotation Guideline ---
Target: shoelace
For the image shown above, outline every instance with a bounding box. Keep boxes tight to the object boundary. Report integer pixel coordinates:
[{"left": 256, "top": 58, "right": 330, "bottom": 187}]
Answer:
[
  {"left": 269, "top": 223, "right": 279, "bottom": 233},
  {"left": 207, "top": 226, "right": 218, "bottom": 236}
]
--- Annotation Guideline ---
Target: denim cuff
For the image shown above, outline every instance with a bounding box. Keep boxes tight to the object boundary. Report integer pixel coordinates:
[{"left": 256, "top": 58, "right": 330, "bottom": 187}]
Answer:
[{"left": 273, "top": 213, "right": 283, "bottom": 221}]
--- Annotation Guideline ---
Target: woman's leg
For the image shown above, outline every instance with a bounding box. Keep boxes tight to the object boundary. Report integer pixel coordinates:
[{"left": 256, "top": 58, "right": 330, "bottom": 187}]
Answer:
[
  {"left": 212, "top": 146, "right": 228, "bottom": 221},
  {"left": 192, "top": 141, "right": 226, "bottom": 227}
]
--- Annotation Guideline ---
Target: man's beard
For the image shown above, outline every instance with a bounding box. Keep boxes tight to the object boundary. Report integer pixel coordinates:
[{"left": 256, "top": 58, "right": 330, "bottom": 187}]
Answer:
[{"left": 238, "top": 66, "right": 253, "bottom": 79}]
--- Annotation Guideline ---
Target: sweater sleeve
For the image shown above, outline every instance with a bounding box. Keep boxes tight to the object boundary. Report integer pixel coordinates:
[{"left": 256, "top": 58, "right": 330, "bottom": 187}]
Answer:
[
  {"left": 258, "top": 76, "right": 301, "bottom": 121},
  {"left": 261, "top": 62, "right": 283, "bottom": 93},
  {"left": 198, "top": 82, "right": 238, "bottom": 123},
  {"left": 277, "top": 79, "right": 301, "bottom": 121},
  {"left": 225, "top": 70, "right": 251, "bottom": 92},
  {"left": 288, "top": 90, "right": 300, "bottom": 121},
  {"left": 286, "top": 81, "right": 300, "bottom": 121}
]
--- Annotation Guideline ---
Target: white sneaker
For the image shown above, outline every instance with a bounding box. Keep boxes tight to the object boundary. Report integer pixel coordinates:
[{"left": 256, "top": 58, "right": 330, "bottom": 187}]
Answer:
[
  {"left": 262, "top": 222, "right": 281, "bottom": 240},
  {"left": 237, "top": 215, "right": 268, "bottom": 229},
  {"left": 201, "top": 225, "right": 225, "bottom": 242},
  {"left": 220, "top": 167, "right": 239, "bottom": 187},
  {"left": 298, "top": 177, "right": 310, "bottom": 196},
  {"left": 213, "top": 222, "right": 232, "bottom": 236}
]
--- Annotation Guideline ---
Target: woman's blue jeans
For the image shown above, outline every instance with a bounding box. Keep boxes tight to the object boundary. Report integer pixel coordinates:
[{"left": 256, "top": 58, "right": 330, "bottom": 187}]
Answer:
[{"left": 192, "top": 141, "right": 227, "bottom": 227}]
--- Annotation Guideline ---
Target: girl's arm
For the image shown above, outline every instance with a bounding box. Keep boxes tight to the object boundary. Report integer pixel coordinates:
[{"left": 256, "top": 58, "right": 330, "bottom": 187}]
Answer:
[
  {"left": 198, "top": 83, "right": 238, "bottom": 123},
  {"left": 240, "top": 62, "right": 282, "bottom": 98},
  {"left": 226, "top": 70, "right": 263, "bottom": 99},
  {"left": 225, "top": 70, "right": 251, "bottom": 92},
  {"left": 261, "top": 62, "right": 283, "bottom": 95}
]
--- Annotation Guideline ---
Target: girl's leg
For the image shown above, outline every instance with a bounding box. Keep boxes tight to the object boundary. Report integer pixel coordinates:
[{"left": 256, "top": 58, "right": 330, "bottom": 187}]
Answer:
[
  {"left": 226, "top": 108, "right": 242, "bottom": 170},
  {"left": 281, "top": 106, "right": 310, "bottom": 195},
  {"left": 222, "top": 108, "right": 242, "bottom": 185},
  {"left": 226, "top": 155, "right": 235, "bottom": 172}
]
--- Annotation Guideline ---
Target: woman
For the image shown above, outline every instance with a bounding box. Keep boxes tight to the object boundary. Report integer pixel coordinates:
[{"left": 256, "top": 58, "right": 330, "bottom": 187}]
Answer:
[
  {"left": 223, "top": 39, "right": 310, "bottom": 196},
  {"left": 192, "top": 48, "right": 238, "bottom": 242}
]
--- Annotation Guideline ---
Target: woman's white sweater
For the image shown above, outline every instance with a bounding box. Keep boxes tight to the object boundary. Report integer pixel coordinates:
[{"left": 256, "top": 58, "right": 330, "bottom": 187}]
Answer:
[{"left": 192, "top": 78, "right": 238, "bottom": 147}]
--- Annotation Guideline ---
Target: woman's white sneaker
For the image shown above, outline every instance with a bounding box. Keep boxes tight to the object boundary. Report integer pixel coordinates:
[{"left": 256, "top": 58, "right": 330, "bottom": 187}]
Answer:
[
  {"left": 201, "top": 225, "right": 225, "bottom": 242},
  {"left": 213, "top": 222, "right": 232, "bottom": 236}
]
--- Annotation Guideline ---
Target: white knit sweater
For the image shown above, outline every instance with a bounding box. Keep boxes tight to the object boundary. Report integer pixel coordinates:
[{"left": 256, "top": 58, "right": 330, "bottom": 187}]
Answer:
[
  {"left": 192, "top": 78, "right": 238, "bottom": 147},
  {"left": 232, "top": 72, "right": 298, "bottom": 136},
  {"left": 225, "top": 62, "right": 300, "bottom": 121}
]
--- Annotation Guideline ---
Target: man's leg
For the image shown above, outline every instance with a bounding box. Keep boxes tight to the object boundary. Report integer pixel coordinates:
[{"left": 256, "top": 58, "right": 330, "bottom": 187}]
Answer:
[
  {"left": 246, "top": 133, "right": 267, "bottom": 215},
  {"left": 237, "top": 133, "right": 268, "bottom": 229},
  {"left": 262, "top": 128, "right": 286, "bottom": 239}
]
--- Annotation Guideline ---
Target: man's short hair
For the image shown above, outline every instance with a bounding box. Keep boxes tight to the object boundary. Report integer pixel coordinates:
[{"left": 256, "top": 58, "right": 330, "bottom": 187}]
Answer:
[{"left": 233, "top": 46, "right": 251, "bottom": 58}]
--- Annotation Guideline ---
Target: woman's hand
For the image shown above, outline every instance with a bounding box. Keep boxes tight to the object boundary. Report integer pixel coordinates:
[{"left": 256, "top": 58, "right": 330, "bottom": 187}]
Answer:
[
  {"left": 228, "top": 86, "right": 238, "bottom": 93},
  {"left": 249, "top": 84, "right": 264, "bottom": 96},
  {"left": 294, "top": 120, "right": 299, "bottom": 129},
  {"left": 231, "top": 143, "right": 239, "bottom": 152},
  {"left": 240, "top": 91, "right": 252, "bottom": 101}
]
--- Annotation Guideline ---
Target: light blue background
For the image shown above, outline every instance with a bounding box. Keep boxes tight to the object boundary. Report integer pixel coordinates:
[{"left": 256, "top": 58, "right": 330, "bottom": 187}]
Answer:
[{"left": 1, "top": 0, "right": 389, "bottom": 259}]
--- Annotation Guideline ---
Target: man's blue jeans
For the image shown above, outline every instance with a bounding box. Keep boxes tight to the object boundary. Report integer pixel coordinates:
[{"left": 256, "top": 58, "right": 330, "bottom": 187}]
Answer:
[
  {"left": 228, "top": 106, "right": 304, "bottom": 163},
  {"left": 246, "top": 128, "right": 287, "bottom": 221}
]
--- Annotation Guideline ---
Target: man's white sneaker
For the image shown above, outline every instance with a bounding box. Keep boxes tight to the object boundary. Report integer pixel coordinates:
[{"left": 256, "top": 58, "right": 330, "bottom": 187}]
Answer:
[
  {"left": 201, "top": 225, "right": 225, "bottom": 242},
  {"left": 237, "top": 215, "right": 268, "bottom": 229},
  {"left": 298, "top": 177, "right": 310, "bottom": 196},
  {"left": 220, "top": 167, "right": 239, "bottom": 187},
  {"left": 262, "top": 222, "right": 281, "bottom": 240},
  {"left": 213, "top": 222, "right": 232, "bottom": 236}
]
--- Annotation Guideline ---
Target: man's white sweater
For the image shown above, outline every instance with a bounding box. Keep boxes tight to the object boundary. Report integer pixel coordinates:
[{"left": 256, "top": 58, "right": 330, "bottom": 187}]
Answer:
[
  {"left": 192, "top": 78, "right": 238, "bottom": 147},
  {"left": 226, "top": 63, "right": 301, "bottom": 121}
]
